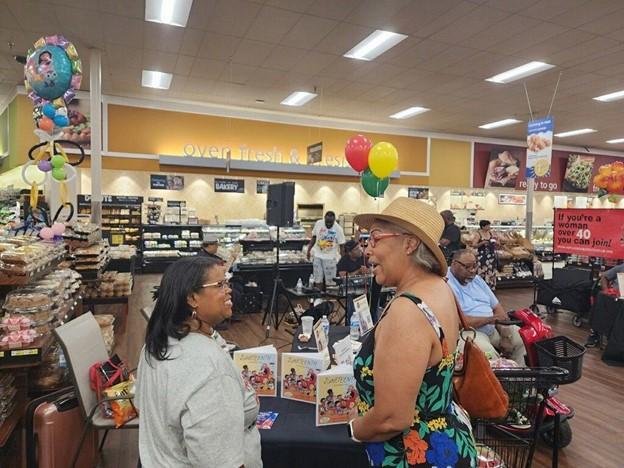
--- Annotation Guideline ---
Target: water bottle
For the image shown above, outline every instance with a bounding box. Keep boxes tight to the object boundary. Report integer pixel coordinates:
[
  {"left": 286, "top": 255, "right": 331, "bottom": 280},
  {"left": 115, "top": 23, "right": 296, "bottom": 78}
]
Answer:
[
  {"left": 308, "top": 274, "right": 315, "bottom": 288},
  {"left": 296, "top": 278, "right": 303, "bottom": 292},
  {"left": 350, "top": 313, "right": 360, "bottom": 340},
  {"left": 321, "top": 315, "right": 330, "bottom": 340}
]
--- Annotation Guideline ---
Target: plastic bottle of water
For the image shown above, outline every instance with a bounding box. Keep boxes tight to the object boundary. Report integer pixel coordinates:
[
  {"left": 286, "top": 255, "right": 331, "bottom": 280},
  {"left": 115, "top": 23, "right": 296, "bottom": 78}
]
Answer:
[
  {"left": 296, "top": 278, "right": 303, "bottom": 292},
  {"left": 350, "top": 313, "right": 360, "bottom": 340},
  {"left": 321, "top": 315, "right": 330, "bottom": 340},
  {"left": 308, "top": 274, "right": 315, "bottom": 288}
]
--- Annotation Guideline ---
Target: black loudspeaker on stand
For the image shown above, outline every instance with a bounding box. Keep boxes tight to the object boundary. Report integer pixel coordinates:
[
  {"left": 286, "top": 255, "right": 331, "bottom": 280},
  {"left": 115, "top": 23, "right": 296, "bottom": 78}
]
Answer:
[{"left": 263, "top": 182, "right": 296, "bottom": 330}]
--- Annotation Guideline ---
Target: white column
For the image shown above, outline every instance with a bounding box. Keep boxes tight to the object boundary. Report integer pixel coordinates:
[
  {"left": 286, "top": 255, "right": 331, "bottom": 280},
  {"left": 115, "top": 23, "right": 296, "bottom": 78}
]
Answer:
[{"left": 89, "top": 48, "right": 102, "bottom": 225}]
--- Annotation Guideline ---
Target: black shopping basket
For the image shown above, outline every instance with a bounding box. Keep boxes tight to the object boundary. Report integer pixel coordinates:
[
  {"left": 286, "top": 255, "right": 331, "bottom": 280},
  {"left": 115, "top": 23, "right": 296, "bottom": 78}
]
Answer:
[{"left": 534, "top": 336, "right": 586, "bottom": 384}]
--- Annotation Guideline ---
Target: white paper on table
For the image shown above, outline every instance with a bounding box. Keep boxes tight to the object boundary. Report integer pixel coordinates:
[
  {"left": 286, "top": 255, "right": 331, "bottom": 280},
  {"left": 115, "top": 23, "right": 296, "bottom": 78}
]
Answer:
[
  {"left": 618, "top": 273, "right": 624, "bottom": 298},
  {"left": 353, "top": 294, "right": 374, "bottom": 334},
  {"left": 313, "top": 319, "right": 331, "bottom": 369},
  {"left": 332, "top": 335, "right": 353, "bottom": 367}
]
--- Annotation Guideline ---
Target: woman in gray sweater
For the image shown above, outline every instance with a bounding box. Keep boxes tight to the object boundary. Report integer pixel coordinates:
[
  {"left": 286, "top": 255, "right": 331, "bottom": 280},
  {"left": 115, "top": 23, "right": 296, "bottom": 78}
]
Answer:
[{"left": 137, "top": 257, "right": 262, "bottom": 468}]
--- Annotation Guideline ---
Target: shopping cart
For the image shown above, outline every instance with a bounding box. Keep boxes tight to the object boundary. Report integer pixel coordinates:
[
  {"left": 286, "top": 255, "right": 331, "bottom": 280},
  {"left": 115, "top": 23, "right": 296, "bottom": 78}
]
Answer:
[{"left": 472, "top": 367, "right": 570, "bottom": 468}]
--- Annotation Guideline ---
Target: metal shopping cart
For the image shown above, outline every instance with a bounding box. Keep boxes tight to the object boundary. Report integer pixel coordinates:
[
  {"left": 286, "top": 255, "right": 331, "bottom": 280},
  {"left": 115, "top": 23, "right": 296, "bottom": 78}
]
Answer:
[{"left": 472, "top": 367, "right": 570, "bottom": 468}]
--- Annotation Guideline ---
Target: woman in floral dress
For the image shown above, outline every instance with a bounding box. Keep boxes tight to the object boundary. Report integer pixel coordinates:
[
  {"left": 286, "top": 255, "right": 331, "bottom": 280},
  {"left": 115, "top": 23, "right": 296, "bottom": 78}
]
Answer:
[
  {"left": 472, "top": 220, "right": 497, "bottom": 290},
  {"left": 350, "top": 198, "right": 477, "bottom": 467}
]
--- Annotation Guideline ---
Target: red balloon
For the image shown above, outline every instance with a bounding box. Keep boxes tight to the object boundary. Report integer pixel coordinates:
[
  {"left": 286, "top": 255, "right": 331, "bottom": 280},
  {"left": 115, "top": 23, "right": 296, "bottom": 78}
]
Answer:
[{"left": 345, "top": 135, "right": 372, "bottom": 172}]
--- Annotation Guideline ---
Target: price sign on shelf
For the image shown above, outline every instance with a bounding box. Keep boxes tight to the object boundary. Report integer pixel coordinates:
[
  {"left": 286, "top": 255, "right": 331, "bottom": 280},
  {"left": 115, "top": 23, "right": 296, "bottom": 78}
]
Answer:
[{"left": 553, "top": 208, "right": 624, "bottom": 259}]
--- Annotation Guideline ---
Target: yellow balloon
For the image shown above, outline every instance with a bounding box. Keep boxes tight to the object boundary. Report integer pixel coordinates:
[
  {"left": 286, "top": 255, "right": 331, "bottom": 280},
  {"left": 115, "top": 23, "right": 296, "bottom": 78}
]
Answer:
[{"left": 368, "top": 142, "right": 398, "bottom": 179}]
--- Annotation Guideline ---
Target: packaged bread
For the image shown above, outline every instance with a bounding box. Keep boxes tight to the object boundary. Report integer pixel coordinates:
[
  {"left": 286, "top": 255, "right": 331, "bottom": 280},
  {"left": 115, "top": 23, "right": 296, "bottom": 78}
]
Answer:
[{"left": 4, "top": 289, "right": 52, "bottom": 311}]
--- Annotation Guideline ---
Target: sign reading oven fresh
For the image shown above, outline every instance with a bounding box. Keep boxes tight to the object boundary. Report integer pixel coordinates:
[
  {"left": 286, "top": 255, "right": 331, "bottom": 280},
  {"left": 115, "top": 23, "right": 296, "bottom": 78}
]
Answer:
[
  {"left": 214, "top": 178, "right": 245, "bottom": 193},
  {"left": 526, "top": 116, "right": 553, "bottom": 178}
]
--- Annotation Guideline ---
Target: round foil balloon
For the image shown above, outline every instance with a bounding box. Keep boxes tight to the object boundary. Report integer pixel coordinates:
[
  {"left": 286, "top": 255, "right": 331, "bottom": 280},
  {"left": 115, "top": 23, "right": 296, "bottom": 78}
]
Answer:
[{"left": 25, "top": 45, "right": 73, "bottom": 101}]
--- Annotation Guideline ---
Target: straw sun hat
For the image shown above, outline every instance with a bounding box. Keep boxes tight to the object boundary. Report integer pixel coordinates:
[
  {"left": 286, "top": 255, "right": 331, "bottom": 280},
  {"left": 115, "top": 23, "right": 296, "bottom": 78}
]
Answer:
[{"left": 354, "top": 197, "right": 447, "bottom": 276}]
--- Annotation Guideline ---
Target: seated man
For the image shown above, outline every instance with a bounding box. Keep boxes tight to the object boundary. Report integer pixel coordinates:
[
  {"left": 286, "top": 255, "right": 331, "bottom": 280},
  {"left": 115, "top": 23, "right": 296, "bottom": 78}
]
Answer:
[
  {"left": 585, "top": 263, "right": 624, "bottom": 347},
  {"left": 447, "top": 249, "right": 526, "bottom": 365},
  {"left": 337, "top": 240, "right": 368, "bottom": 277}
]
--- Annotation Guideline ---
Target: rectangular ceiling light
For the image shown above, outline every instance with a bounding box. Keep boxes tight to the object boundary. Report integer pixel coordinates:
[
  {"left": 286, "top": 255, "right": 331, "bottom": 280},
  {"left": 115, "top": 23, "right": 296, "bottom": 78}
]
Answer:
[
  {"left": 593, "top": 90, "right": 624, "bottom": 102},
  {"left": 389, "top": 106, "right": 430, "bottom": 119},
  {"left": 554, "top": 128, "right": 596, "bottom": 138},
  {"left": 486, "top": 61, "right": 555, "bottom": 84},
  {"left": 606, "top": 138, "right": 624, "bottom": 144},
  {"left": 280, "top": 91, "right": 317, "bottom": 107},
  {"left": 145, "top": 0, "right": 193, "bottom": 27},
  {"left": 142, "top": 70, "right": 173, "bottom": 89},
  {"left": 479, "top": 118, "right": 522, "bottom": 129},
  {"left": 344, "top": 30, "right": 408, "bottom": 61}
]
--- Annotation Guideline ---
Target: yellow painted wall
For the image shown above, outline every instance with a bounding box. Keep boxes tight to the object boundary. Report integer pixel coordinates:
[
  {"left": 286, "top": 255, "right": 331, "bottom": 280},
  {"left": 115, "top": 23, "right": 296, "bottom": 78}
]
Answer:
[
  {"left": 1, "top": 95, "right": 39, "bottom": 174},
  {"left": 107, "top": 104, "right": 429, "bottom": 174},
  {"left": 429, "top": 139, "right": 471, "bottom": 187}
]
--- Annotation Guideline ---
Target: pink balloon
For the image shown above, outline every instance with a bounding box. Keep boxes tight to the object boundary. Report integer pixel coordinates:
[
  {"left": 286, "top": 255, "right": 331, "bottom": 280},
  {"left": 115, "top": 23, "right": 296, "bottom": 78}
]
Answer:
[
  {"left": 51, "top": 222, "right": 65, "bottom": 236},
  {"left": 39, "top": 227, "right": 54, "bottom": 240},
  {"left": 345, "top": 135, "right": 372, "bottom": 173}
]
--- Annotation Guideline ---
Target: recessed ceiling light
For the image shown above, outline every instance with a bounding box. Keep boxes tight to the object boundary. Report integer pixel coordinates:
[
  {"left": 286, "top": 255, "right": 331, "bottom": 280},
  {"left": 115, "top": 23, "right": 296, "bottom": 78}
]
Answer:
[
  {"left": 145, "top": 0, "right": 193, "bottom": 27},
  {"left": 486, "top": 61, "right": 555, "bottom": 84},
  {"left": 280, "top": 91, "right": 317, "bottom": 107},
  {"left": 593, "top": 90, "right": 624, "bottom": 102},
  {"left": 554, "top": 128, "right": 596, "bottom": 138},
  {"left": 344, "top": 30, "right": 408, "bottom": 61},
  {"left": 478, "top": 118, "right": 522, "bottom": 129},
  {"left": 142, "top": 70, "right": 173, "bottom": 89},
  {"left": 606, "top": 138, "right": 624, "bottom": 144},
  {"left": 389, "top": 106, "right": 430, "bottom": 119}
]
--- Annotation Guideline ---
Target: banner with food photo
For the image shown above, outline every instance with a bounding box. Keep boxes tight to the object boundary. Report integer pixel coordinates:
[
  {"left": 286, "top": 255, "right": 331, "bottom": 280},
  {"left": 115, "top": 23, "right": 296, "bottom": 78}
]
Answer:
[
  {"left": 59, "top": 98, "right": 90, "bottom": 149},
  {"left": 484, "top": 149, "right": 521, "bottom": 188},
  {"left": 562, "top": 154, "right": 595, "bottom": 193},
  {"left": 526, "top": 117, "right": 553, "bottom": 178}
]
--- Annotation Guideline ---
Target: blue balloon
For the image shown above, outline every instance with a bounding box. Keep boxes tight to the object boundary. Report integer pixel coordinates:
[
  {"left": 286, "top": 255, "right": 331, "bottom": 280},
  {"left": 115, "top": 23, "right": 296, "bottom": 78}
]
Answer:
[
  {"left": 53, "top": 115, "right": 69, "bottom": 127},
  {"left": 25, "top": 45, "right": 73, "bottom": 101},
  {"left": 42, "top": 103, "right": 56, "bottom": 118}
]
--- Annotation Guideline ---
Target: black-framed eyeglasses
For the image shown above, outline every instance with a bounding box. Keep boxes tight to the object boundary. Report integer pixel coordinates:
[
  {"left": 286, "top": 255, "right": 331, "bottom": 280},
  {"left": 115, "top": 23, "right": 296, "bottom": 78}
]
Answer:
[{"left": 454, "top": 259, "right": 477, "bottom": 271}]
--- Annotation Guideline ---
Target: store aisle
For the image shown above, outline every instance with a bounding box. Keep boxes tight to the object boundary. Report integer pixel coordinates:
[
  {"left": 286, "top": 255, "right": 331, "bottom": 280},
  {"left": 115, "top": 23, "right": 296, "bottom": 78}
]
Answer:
[{"left": 97, "top": 275, "right": 623, "bottom": 468}]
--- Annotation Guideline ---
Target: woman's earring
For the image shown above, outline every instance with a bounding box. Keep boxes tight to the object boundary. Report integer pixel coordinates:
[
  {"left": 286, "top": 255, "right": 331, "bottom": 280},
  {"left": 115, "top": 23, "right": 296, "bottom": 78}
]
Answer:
[{"left": 191, "top": 308, "right": 197, "bottom": 319}]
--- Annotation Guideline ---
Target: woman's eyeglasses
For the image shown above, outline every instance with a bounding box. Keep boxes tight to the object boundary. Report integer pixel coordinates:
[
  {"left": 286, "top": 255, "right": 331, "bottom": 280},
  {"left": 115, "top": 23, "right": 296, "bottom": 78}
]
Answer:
[
  {"left": 368, "top": 231, "right": 406, "bottom": 247},
  {"left": 201, "top": 279, "right": 230, "bottom": 290}
]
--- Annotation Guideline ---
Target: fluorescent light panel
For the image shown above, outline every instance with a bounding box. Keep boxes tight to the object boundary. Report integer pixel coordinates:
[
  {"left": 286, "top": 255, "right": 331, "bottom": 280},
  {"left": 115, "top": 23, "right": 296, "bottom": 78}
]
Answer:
[
  {"left": 479, "top": 118, "right": 522, "bottom": 129},
  {"left": 593, "top": 90, "right": 624, "bottom": 102},
  {"left": 280, "top": 91, "right": 317, "bottom": 107},
  {"left": 344, "top": 30, "right": 408, "bottom": 61},
  {"left": 389, "top": 106, "right": 429, "bottom": 119},
  {"left": 142, "top": 70, "right": 173, "bottom": 89},
  {"left": 606, "top": 138, "right": 624, "bottom": 144},
  {"left": 554, "top": 128, "right": 596, "bottom": 138},
  {"left": 486, "top": 61, "right": 555, "bottom": 84},
  {"left": 145, "top": 0, "right": 193, "bottom": 27}
]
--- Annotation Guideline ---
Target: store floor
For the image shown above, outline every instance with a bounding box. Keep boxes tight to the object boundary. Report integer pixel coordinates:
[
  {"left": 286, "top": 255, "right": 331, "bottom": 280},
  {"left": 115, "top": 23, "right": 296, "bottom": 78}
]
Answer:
[{"left": 98, "top": 274, "right": 623, "bottom": 468}]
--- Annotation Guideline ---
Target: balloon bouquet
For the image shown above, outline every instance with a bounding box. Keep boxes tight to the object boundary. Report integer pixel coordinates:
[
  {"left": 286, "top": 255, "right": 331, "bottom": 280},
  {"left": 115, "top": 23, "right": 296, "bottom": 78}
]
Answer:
[
  {"left": 345, "top": 135, "right": 398, "bottom": 198},
  {"left": 21, "top": 35, "right": 85, "bottom": 239},
  {"left": 593, "top": 161, "right": 624, "bottom": 203}
]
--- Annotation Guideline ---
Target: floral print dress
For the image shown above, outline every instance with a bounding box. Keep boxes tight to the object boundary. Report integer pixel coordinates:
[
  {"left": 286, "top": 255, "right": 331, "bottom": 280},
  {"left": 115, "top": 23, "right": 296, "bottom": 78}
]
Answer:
[
  {"left": 353, "top": 293, "right": 477, "bottom": 467},
  {"left": 476, "top": 231, "right": 497, "bottom": 290}
]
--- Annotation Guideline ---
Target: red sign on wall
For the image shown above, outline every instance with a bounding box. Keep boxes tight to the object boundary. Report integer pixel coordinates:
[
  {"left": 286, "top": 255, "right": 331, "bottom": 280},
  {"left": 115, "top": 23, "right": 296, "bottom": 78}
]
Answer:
[{"left": 553, "top": 208, "right": 624, "bottom": 259}]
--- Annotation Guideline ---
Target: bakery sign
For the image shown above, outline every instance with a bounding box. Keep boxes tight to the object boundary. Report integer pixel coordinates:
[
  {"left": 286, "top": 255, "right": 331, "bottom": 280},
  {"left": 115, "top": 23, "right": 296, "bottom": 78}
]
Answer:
[{"left": 214, "top": 178, "right": 245, "bottom": 193}]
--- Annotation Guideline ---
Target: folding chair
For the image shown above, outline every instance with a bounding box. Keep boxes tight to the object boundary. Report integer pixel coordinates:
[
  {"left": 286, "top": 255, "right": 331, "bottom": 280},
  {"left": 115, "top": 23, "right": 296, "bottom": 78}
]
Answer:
[{"left": 54, "top": 312, "right": 139, "bottom": 468}]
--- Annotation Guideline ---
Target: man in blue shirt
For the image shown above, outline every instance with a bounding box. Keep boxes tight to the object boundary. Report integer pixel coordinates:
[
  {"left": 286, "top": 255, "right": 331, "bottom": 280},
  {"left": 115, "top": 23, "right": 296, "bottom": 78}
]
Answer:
[{"left": 447, "top": 249, "right": 526, "bottom": 365}]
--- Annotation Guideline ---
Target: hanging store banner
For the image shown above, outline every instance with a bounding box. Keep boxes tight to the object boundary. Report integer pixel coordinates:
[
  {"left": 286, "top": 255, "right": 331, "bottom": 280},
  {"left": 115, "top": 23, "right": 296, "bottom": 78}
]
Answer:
[
  {"left": 484, "top": 148, "right": 522, "bottom": 188},
  {"left": 526, "top": 117, "right": 553, "bottom": 178},
  {"left": 215, "top": 178, "right": 245, "bottom": 193},
  {"left": 307, "top": 142, "right": 323, "bottom": 164},
  {"left": 150, "top": 174, "right": 184, "bottom": 190},
  {"left": 562, "top": 155, "right": 595, "bottom": 193},
  {"left": 553, "top": 208, "right": 624, "bottom": 259}
]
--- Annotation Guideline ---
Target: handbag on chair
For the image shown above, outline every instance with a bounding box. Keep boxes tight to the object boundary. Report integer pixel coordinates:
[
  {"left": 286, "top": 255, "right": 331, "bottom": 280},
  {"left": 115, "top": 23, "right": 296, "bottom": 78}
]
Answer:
[{"left": 451, "top": 295, "right": 509, "bottom": 420}]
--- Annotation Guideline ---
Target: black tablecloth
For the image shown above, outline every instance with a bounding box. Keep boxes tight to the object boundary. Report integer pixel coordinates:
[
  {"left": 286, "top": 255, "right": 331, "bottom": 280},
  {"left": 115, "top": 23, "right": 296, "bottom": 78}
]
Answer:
[
  {"left": 591, "top": 293, "right": 624, "bottom": 366},
  {"left": 259, "top": 390, "right": 369, "bottom": 468},
  {"left": 291, "top": 326, "right": 351, "bottom": 352}
]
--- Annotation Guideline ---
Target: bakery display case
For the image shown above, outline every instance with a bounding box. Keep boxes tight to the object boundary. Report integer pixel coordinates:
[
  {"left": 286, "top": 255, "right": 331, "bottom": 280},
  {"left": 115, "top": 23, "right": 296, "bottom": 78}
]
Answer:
[
  {"left": 77, "top": 195, "right": 143, "bottom": 247},
  {"left": 141, "top": 224, "right": 203, "bottom": 273}
]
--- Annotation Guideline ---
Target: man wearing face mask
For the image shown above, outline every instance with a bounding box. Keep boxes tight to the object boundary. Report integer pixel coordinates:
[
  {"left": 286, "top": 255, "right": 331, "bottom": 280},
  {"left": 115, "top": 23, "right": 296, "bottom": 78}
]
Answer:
[
  {"left": 307, "top": 211, "right": 346, "bottom": 289},
  {"left": 447, "top": 249, "right": 526, "bottom": 365}
]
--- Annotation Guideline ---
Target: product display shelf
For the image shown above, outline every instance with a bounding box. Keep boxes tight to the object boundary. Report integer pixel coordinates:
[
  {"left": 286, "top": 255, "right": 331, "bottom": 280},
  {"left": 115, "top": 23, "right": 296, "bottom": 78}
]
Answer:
[
  {"left": 77, "top": 195, "right": 143, "bottom": 247},
  {"left": 203, "top": 224, "right": 270, "bottom": 249},
  {"left": 496, "top": 258, "right": 536, "bottom": 289},
  {"left": 0, "top": 255, "right": 63, "bottom": 287},
  {"left": 0, "top": 391, "right": 26, "bottom": 448},
  {"left": 142, "top": 224, "right": 203, "bottom": 272}
]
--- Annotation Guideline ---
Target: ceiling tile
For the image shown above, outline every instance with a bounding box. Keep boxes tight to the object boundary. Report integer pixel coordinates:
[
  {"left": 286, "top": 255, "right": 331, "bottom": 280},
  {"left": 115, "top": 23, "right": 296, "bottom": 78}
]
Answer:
[
  {"left": 305, "top": 0, "right": 360, "bottom": 20},
  {"left": 314, "top": 22, "right": 371, "bottom": 56},
  {"left": 231, "top": 40, "right": 274, "bottom": 66},
  {"left": 186, "top": 0, "right": 217, "bottom": 29},
  {"left": 197, "top": 32, "right": 241, "bottom": 61},
  {"left": 578, "top": 8, "right": 624, "bottom": 35},
  {"left": 265, "top": 0, "right": 315, "bottom": 13},
  {"left": 280, "top": 15, "right": 338, "bottom": 50},
  {"left": 389, "top": 0, "right": 465, "bottom": 35},
  {"left": 180, "top": 29, "right": 205, "bottom": 56},
  {"left": 291, "top": 50, "right": 336, "bottom": 75},
  {"left": 459, "top": 14, "right": 536, "bottom": 51},
  {"left": 521, "top": 0, "right": 590, "bottom": 20},
  {"left": 220, "top": 63, "right": 257, "bottom": 85},
  {"left": 246, "top": 6, "right": 301, "bottom": 44},
  {"left": 429, "top": 6, "right": 511, "bottom": 45},
  {"left": 105, "top": 43, "right": 143, "bottom": 71},
  {"left": 352, "top": 62, "right": 406, "bottom": 86},
  {"left": 0, "top": 2, "right": 22, "bottom": 32},
  {"left": 491, "top": 21, "right": 567, "bottom": 55},
  {"left": 174, "top": 55, "right": 195, "bottom": 76},
  {"left": 102, "top": 14, "right": 144, "bottom": 47},
  {"left": 190, "top": 58, "right": 227, "bottom": 80},
  {"left": 6, "top": 0, "right": 62, "bottom": 32},
  {"left": 382, "top": 39, "right": 449, "bottom": 68},
  {"left": 344, "top": 0, "right": 414, "bottom": 29},
  {"left": 143, "top": 22, "right": 185, "bottom": 54},
  {"left": 549, "top": 0, "right": 624, "bottom": 28},
  {"left": 247, "top": 67, "right": 283, "bottom": 87},
  {"left": 96, "top": 0, "right": 143, "bottom": 18},
  {"left": 55, "top": 6, "right": 104, "bottom": 47},
  {"left": 203, "top": 0, "right": 263, "bottom": 37},
  {"left": 483, "top": 0, "right": 541, "bottom": 12},
  {"left": 142, "top": 50, "right": 178, "bottom": 74},
  {"left": 263, "top": 45, "right": 306, "bottom": 71},
  {"left": 412, "top": 1, "right": 480, "bottom": 38}
]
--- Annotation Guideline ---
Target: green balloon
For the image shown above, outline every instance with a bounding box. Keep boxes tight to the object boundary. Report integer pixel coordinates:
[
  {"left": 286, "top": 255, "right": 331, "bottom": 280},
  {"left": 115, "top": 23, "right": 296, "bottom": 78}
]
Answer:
[
  {"left": 52, "top": 167, "right": 66, "bottom": 181},
  {"left": 50, "top": 155, "right": 65, "bottom": 169},
  {"left": 361, "top": 169, "right": 389, "bottom": 197}
]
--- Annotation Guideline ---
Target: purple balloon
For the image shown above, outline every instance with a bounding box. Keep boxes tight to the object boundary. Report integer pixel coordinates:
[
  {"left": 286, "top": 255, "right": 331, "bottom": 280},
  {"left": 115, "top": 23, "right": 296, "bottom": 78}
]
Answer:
[{"left": 38, "top": 160, "right": 52, "bottom": 172}]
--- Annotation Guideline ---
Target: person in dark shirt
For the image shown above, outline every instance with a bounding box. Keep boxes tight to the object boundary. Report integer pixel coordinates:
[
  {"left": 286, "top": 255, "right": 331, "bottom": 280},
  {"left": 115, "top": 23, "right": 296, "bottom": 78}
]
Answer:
[
  {"left": 439, "top": 210, "right": 463, "bottom": 261},
  {"left": 337, "top": 240, "right": 368, "bottom": 276},
  {"left": 198, "top": 236, "right": 225, "bottom": 264}
]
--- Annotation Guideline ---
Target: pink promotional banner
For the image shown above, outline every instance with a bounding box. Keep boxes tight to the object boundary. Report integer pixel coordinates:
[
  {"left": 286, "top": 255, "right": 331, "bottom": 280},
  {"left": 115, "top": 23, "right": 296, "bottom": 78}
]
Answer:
[{"left": 553, "top": 208, "right": 624, "bottom": 259}]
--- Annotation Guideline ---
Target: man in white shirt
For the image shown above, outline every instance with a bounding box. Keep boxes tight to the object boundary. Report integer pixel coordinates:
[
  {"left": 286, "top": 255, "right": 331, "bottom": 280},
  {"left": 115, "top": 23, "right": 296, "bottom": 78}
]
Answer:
[
  {"left": 307, "top": 211, "right": 346, "bottom": 289},
  {"left": 447, "top": 249, "right": 526, "bottom": 365}
]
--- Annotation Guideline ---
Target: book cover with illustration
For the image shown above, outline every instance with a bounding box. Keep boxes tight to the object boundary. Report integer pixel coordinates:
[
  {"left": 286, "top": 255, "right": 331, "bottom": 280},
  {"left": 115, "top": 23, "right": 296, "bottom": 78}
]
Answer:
[
  {"left": 281, "top": 353, "right": 325, "bottom": 404},
  {"left": 233, "top": 345, "right": 277, "bottom": 397},
  {"left": 315, "top": 365, "right": 359, "bottom": 426}
]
